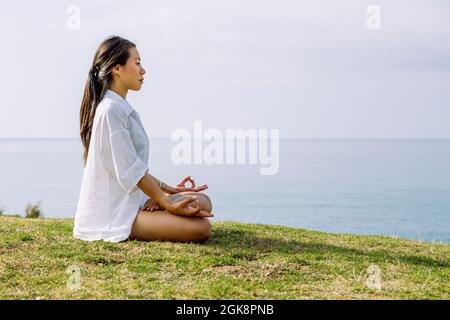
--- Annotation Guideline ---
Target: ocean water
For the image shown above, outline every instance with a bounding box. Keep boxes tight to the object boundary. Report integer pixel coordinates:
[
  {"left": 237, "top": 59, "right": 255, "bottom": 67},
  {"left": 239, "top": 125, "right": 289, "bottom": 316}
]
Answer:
[{"left": 0, "top": 138, "right": 449, "bottom": 243}]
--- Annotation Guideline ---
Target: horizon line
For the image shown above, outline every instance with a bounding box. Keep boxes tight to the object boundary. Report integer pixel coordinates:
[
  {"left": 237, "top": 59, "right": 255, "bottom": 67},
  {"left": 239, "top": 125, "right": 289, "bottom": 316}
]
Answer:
[{"left": 1, "top": 137, "right": 450, "bottom": 141}]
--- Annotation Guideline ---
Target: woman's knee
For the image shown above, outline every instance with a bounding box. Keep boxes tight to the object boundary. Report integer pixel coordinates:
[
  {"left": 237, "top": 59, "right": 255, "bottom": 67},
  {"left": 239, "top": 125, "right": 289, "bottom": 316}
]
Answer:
[
  {"left": 200, "top": 193, "right": 212, "bottom": 212},
  {"left": 195, "top": 196, "right": 212, "bottom": 213},
  {"left": 191, "top": 218, "right": 212, "bottom": 242}
]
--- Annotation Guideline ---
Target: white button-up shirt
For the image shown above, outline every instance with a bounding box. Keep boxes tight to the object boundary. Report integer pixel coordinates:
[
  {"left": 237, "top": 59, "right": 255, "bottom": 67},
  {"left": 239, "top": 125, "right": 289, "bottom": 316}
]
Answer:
[{"left": 74, "top": 89, "right": 150, "bottom": 242}]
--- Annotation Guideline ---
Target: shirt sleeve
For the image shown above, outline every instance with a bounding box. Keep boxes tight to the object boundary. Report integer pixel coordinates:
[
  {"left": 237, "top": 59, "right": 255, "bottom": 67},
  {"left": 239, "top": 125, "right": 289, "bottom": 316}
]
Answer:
[{"left": 103, "top": 106, "right": 149, "bottom": 194}]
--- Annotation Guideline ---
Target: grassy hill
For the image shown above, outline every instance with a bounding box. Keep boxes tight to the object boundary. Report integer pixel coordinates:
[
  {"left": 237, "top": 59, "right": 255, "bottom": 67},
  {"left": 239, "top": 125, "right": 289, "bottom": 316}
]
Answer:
[{"left": 0, "top": 215, "right": 448, "bottom": 299}]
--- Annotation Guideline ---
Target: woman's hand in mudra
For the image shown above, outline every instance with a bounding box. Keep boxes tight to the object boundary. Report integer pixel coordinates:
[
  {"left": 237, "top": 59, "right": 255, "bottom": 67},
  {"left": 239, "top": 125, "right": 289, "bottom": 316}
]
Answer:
[
  {"left": 173, "top": 176, "right": 208, "bottom": 193},
  {"left": 167, "top": 197, "right": 213, "bottom": 218},
  {"left": 143, "top": 197, "right": 212, "bottom": 217},
  {"left": 143, "top": 198, "right": 164, "bottom": 212}
]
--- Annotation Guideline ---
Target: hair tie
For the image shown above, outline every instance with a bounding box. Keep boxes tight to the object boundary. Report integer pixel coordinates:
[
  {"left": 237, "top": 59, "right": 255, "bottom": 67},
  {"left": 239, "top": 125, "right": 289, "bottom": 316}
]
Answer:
[{"left": 89, "top": 65, "right": 100, "bottom": 81}]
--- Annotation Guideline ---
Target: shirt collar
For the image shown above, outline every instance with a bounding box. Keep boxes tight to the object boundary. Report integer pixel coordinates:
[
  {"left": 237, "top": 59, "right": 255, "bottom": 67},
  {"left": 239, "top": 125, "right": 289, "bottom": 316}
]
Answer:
[{"left": 104, "top": 89, "right": 135, "bottom": 116}]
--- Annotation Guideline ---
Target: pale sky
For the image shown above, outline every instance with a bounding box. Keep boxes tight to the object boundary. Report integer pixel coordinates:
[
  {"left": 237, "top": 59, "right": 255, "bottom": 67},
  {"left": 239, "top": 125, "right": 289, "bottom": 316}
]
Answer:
[{"left": 0, "top": 0, "right": 449, "bottom": 139}]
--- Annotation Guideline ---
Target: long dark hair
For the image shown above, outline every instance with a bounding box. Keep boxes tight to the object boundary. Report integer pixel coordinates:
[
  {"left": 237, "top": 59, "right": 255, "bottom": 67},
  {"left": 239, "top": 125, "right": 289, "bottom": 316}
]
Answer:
[{"left": 79, "top": 35, "right": 136, "bottom": 167}]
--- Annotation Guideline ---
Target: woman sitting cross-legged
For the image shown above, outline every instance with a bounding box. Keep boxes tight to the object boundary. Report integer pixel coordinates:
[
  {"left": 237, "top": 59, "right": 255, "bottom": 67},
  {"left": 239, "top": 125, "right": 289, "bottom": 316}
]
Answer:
[{"left": 74, "top": 35, "right": 214, "bottom": 243}]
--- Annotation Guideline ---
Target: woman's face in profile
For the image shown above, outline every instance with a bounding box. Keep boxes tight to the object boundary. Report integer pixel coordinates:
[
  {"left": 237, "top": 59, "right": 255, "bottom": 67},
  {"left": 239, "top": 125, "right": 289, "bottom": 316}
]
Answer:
[{"left": 119, "top": 47, "right": 146, "bottom": 91}]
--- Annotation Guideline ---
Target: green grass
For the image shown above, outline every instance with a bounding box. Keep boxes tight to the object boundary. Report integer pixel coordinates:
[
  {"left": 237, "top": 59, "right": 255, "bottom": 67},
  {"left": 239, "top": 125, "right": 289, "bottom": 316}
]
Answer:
[{"left": 0, "top": 215, "right": 449, "bottom": 300}]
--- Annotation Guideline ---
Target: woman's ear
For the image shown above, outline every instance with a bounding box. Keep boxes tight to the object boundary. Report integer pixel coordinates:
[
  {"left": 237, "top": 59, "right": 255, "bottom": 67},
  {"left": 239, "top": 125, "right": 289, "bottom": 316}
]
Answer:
[{"left": 112, "top": 64, "right": 121, "bottom": 78}]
